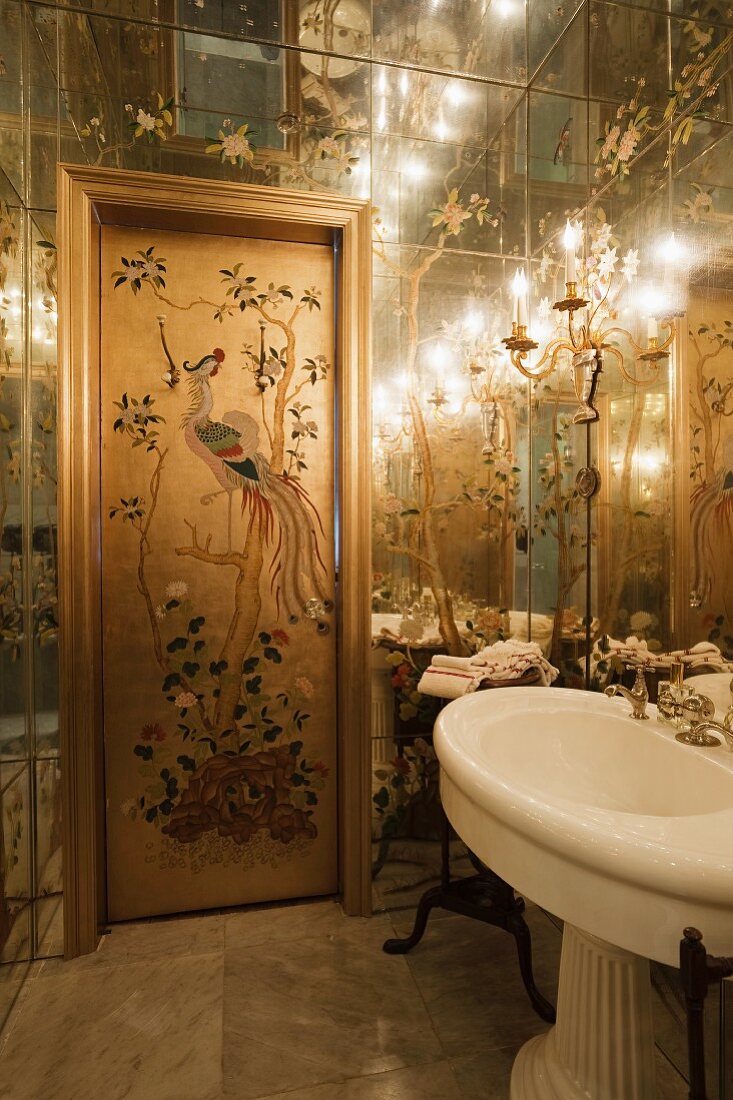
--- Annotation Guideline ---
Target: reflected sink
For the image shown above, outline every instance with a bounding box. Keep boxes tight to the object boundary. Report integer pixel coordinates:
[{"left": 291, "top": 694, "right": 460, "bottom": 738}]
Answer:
[{"left": 435, "top": 687, "right": 733, "bottom": 1100}]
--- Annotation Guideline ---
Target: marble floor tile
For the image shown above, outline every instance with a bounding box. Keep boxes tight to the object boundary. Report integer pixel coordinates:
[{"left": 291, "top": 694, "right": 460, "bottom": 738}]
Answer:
[
  {"left": 0, "top": 960, "right": 39, "bottom": 1041},
  {"left": 0, "top": 951, "right": 223, "bottom": 1100},
  {"left": 449, "top": 1046, "right": 518, "bottom": 1100},
  {"left": 0, "top": 896, "right": 707, "bottom": 1100},
  {"left": 400, "top": 903, "right": 561, "bottom": 1057},
  {"left": 38, "top": 910, "right": 227, "bottom": 976},
  {"left": 655, "top": 1051, "right": 689, "bottom": 1100},
  {"left": 223, "top": 1033, "right": 348, "bottom": 1099},
  {"left": 223, "top": 916, "right": 443, "bottom": 1084},
  {"left": 224, "top": 897, "right": 373, "bottom": 950},
  {"left": 255, "top": 1060, "right": 464, "bottom": 1100}
]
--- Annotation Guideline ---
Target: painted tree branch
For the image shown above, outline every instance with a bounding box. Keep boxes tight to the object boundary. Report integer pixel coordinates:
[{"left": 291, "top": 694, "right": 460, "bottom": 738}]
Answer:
[
  {"left": 175, "top": 519, "right": 265, "bottom": 729},
  {"left": 132, "top": 450, "right": 214, "bottom": 732},
  {"left": 600, "top": 389, "right": 644, "bottom": 635}
]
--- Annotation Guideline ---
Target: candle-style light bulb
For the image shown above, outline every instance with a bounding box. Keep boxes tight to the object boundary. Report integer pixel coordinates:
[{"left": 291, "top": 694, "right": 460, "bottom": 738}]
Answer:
[
  {"left": 644, "top": 288, "right": 662, "bottom": 342},
  {"left": 564, "top": 219, "right": 577, "bottom": 284},
  {"left": 512, "top": 268, "right": 528, "bottom": 326}
]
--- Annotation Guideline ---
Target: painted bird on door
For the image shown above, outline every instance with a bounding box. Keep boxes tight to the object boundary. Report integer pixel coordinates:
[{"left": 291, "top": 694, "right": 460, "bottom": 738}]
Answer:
[{"left": 181, "top": 347, "right": 330, "bottom": 624}]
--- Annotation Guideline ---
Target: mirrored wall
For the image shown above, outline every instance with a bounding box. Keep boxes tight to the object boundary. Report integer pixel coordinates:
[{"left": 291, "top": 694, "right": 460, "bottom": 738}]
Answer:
[{"left": 1, "top": 0, "right": 732, "bottom": 1086}]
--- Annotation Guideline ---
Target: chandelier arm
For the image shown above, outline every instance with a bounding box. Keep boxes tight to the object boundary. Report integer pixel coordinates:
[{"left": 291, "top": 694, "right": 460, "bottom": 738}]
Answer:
[
  {"left": 510, "top": 354, "right": 553, "bottom": 380},
  {"left": 510, "top": 339, "right": 570, "bottom": 380},
  {"left": 602, "top": 322, "right": 676, "bottom": 358},
  {"left": 603, "top": 342, "right": 659, "bottom": 386},
  {"left": 601, "top": 327, "right": 646, "bottom": 357},
  {"left": 433, "top": 392, "right": 474, "bottom": 426}
]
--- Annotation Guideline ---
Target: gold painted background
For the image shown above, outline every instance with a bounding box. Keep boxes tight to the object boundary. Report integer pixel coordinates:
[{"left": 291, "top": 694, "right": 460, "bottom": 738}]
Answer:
[{"left": 100, "top": 225, "right": 337, "bottom": 920}]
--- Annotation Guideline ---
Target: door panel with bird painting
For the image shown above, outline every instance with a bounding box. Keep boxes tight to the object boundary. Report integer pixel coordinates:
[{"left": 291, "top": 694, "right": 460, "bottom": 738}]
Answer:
[{"left": 100, "top": 224, "right": 337, "bottom": 920}]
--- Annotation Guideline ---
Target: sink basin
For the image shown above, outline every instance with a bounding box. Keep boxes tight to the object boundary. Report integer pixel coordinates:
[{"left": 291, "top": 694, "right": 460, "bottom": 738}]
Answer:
[{"left": 435, "top": 687, "right": 733, "bottom": 1100}]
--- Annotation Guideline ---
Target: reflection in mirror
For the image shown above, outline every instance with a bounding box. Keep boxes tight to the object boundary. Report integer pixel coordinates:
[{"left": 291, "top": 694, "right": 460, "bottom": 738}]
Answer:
[{"left": 1, "top": 0, "right": 732, "bottom": 1081}]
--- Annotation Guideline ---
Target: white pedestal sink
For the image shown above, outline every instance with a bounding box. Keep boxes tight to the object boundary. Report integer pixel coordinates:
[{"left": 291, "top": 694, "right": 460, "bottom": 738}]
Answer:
[{"left": 434, "top": 687, "right": 733, "bottom": 1100}]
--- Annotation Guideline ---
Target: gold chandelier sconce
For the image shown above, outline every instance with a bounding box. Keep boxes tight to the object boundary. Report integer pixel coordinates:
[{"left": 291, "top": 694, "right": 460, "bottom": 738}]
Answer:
[
  {"left": 502, "top": 262, "right": 677, "bottom": 426},
  {"left": 427, "top": 356, "right": 505, "bottom": 455}
]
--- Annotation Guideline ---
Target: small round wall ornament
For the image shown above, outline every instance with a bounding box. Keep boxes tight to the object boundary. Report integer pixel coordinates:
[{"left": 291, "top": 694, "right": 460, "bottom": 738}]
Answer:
[{"left": 575, "top": 465, "right": 601, "bottom": 498}]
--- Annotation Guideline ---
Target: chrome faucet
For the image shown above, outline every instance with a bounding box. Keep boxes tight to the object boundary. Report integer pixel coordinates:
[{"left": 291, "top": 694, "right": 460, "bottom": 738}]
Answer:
[{"left": 604, "top": 666, "right": 649, "bottom": 720}]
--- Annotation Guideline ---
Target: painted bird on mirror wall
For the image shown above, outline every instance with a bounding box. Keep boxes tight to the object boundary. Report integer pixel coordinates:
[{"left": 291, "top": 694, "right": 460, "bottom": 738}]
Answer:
[{"left": 180, "top": 347, "right": 330, "bottom": 625}]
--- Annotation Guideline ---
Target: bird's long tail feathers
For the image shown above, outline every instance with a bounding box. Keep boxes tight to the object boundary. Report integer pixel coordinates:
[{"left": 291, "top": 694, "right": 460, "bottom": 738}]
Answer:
[
  {"left": 266, "top": 477, "right": 329, "bottom": 623},
  {"left": 241, "top": 485, "right": 275, "bottom": 545}
]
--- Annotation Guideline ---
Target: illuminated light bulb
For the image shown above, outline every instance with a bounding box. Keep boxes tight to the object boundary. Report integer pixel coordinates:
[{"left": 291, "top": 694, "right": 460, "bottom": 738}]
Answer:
[
  {"left": 563, "top": 219, "right": 578, "bottom": 283},
  {"left": 643, "top": 286, "right": 665, "bottom": 340},
  {"left": 658, "top": 232, "right": 686, "bottom": 265},
  {"left": 512, "top": 268, "right": 528, "bottom": 326},
  {"left": 399, "top": 71, "right": 409, "bottom": 97},
  {"left": 644, "top": 287, "right": 665, "bottom": 312},
  {"left": 428, "top": 341, "right": 450, "bottom": 386}
]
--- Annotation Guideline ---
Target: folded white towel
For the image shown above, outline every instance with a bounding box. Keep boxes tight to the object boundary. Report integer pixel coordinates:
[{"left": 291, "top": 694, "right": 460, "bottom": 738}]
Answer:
[
  {"left": 431, "top": 654, "right": 477, "bottom": 670},
  {"left": 418, "top": 640, "right": 559, "bottom": 699},
  {"left": 417, "top": 666, "right": 485, "bottom": 699},
  {"left": 471, "top": 639, "right": 559, "bottom": 686}
]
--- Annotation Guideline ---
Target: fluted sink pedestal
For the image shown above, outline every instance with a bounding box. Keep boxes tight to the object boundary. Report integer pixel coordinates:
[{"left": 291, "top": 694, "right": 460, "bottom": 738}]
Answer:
[{"left": 511, "top": 923, "right": 656, "bottom": 1100}]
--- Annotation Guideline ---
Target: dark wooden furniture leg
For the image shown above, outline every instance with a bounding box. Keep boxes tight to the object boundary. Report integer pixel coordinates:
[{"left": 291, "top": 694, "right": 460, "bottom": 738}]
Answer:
[
  {"left": 680, "top": 927, "right": 733, "bottom": 1100},
  {"left": 382, "top": 812, "right": 556, "bottom": 1024}
]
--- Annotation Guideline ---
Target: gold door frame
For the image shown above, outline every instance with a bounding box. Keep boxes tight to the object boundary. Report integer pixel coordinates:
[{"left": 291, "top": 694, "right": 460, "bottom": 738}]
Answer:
[{"left": 57, "top": 164, "right": 372, "bottom": 957}]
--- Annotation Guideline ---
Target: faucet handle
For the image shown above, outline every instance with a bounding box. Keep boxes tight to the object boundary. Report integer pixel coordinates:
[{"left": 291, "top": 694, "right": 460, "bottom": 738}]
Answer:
[
  {"left": 630, "top": 665, "right": 649, "bottom": 698},
  {"left": 628, "top": 665, "right": 649, "bottom": 720},
  {"left": 682, "top": 691, "right": 715, "bottom": 723}
]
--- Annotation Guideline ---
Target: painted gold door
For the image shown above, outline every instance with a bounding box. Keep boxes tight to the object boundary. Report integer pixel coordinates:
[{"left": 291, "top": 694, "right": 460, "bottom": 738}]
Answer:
[{"left": 100, "top": 225, "right": 337, "bottom": 920}]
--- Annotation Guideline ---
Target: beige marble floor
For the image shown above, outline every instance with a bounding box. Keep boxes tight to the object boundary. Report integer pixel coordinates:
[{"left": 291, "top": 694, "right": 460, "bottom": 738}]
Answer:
[{"left": 0, "top": 897, "right": 690, "bottom": 1100}]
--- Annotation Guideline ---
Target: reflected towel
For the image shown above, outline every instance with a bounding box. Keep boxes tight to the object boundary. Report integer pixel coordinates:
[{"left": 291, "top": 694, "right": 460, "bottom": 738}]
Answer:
[
  {"left": 594, "top": 636, "right": 732, "bottom": 673},
  {"left": 418, "top": 640, "right": 559, "bottom": 699}
]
